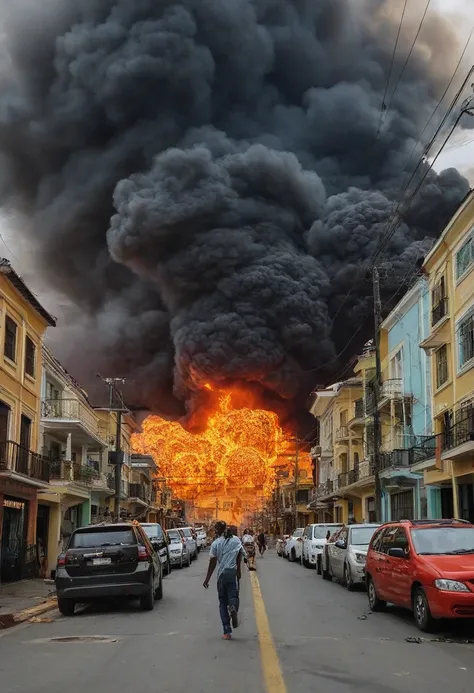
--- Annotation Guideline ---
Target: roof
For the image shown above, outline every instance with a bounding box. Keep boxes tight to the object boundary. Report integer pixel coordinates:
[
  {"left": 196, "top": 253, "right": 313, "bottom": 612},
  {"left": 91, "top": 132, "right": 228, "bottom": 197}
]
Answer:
[{"left": 0, "top": 258, "right": 56, "bottom": 326}]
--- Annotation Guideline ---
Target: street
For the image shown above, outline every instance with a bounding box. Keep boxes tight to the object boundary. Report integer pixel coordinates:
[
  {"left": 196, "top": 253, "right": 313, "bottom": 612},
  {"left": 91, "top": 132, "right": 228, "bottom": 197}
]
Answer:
[{"left": 1, "top": 551, "right": 473, "bottom": 693}]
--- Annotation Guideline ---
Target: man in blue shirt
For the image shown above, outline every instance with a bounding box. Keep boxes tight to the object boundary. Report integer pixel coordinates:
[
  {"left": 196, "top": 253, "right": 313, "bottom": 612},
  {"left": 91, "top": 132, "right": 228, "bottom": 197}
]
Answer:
[{"left": 203, "top": 521, "right": 243, "bottom": 639}]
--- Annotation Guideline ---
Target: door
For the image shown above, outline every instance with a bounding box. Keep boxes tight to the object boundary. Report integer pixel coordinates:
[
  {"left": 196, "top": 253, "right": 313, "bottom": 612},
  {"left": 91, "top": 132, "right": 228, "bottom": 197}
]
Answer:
[
  {"left": 330, "top": 527, "right": 348, "bottom": 578},
  {"left": 385, "top": 527, "right": 412, "bottom": 607},
  {"left": 369, "top": 527, "right": 393, "bottom": 601},
  {"left": 19, "top": 415, "right": 31, "bottom": 474},
  {"left": 390, "top": 490, "right": 414, "bottom": 521},
  {"left": 36, "top": 505, "right": 50, "bottom": 578},
  {"left": 0, "top": 401, "right": 10, "bottom": 466},
  {"left": 0, "top": 497, "right": 28, "bottom": 582}
]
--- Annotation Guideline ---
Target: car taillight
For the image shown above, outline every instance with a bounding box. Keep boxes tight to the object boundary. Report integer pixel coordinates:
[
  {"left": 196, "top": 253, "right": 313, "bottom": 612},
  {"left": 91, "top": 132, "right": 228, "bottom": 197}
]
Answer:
[
  {"left": 57, "top": 554, "right": 66, "bottom": 567},
  {"left": 297, "top": 538, "right": 303, "bottom": 542},
  {"left": 137, "top": 546, "right": 150, "bottom": 562}
]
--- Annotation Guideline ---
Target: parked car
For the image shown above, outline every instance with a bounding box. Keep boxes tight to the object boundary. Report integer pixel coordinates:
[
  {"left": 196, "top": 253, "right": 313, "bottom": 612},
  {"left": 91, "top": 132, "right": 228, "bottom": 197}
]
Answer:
[
  {"left": 195, "top": 526, "right": 208, "bottom": 549},
  {"left": 285, "top": 528, "right": 305, "bottom": 562},
  {"left": 302, "top": 523, "right": 344, "bottom": 569},
  {"left": 55, "top": 522, "right": 163, "bottom": 616},
  {"left": 366, "top": 519, "right": 474, "bottom": 632},
  {"left": 321, "top": 523, "right": 380, "bottom": 588},
  {"left": 166, "top": 528, "right": 191, "bottom": 568},
  {"left": 180, "top": 526, "right": 198, "bottom": 560},
  {"left": 277, "top": 535, "right": 290, "bottom": 556},
  {"left": 141, "top": 522, "right": 171, "bottom": 575}
]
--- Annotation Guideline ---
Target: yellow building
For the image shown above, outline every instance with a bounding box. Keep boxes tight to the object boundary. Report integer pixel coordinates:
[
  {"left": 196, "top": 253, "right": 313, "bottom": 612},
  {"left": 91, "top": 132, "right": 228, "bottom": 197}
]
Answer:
[
  {"left": 0, "top": 259, "right": 55, "bottom": 583},
  {"left": 414, "top": 190, "right": 474, "bottom": 520},
  {"left": 310, "top": 345, "right": 377, "bottom": 524}
]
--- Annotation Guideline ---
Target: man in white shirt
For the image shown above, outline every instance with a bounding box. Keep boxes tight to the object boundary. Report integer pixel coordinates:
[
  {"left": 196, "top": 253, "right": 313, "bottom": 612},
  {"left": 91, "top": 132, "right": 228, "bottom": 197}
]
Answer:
[{"left": 203, "top": 521, "right": 243, "bottom": 639}]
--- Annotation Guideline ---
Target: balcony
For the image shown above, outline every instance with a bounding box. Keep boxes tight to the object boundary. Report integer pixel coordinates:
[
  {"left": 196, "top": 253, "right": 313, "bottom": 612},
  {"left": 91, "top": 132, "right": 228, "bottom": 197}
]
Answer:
[
  {"left": 431, "top": 297, "right": 449, "bottom": 327},
  {"left": 41, "top": 398, "right": 107, "bottom": 446},
  {"left": 50, "top": 460, "right": 100, "bottom": 485},
  {"left": 338, "top": 468, "right": 358, "bottom": 488},
  {"left": 348, "top": 399, "right": 364, "bottom": 428},
  {"left": 317, "top": 479, "right": 334, "bottom": 498},
  {"left": 335, "top": 425, "right": 349, "bottom": 441},
  {"left": 129, "top": 483, "right": 150, "bottom": 505},
  {"left": 0, "top": 441, "right": 50, "bottom": 486}
]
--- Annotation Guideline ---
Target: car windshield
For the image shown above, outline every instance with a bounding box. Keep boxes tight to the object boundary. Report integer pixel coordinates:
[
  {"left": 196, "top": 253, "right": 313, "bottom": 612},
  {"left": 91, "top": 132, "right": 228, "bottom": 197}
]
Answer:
[
  {"left": 70, "top": 528, "right": 135, "bottom": 548},
  {"left": 167, "top": 531, "right": 182, "bottom": 543},
  {"left": 182, "top": 528, "right": 192, "bottom": 537},
  {"left": 143, "top": 526, "right": 161, "bottom": 539},
  {"left": 411, "top": 527, "right": 474, "bottom": 555},
  {"left": 313, "top": 525, "right": 340, "bottom": 539},
  {"left": 293, "top": 529, "right": 304, "bottom": 538},
  {"left": 350, "top": 526, "right": 379, "bottom": 546}
]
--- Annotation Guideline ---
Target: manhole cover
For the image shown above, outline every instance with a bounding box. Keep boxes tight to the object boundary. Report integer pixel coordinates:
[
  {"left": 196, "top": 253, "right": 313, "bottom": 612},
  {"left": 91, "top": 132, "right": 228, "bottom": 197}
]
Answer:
[{"left": 26, "top": 635, "right": 119, "bottom": 644}]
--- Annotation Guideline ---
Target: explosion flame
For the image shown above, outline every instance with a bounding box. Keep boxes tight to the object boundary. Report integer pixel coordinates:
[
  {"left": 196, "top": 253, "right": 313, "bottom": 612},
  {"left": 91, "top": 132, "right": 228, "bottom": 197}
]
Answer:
[{"left": 132, "top": 386, "right": 310, "bottom": 525}]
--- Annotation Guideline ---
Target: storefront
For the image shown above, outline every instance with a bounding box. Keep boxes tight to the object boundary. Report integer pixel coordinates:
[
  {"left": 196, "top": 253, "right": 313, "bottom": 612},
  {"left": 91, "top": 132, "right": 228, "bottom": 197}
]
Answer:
[{"left": 1, "top": 496, "right": 29, "bottom": 582}]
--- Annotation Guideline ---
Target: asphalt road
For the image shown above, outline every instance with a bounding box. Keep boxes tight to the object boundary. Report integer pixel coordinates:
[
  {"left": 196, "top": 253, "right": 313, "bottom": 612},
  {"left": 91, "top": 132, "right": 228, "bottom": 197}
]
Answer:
[{"left": 1, "top": 550, "right": 474, "bottom": 693}]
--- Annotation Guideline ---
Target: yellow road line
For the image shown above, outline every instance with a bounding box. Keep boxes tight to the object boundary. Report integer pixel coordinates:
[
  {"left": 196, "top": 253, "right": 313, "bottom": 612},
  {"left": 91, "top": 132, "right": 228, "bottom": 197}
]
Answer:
[{"left": 250, "top": 571, "right": 287, "bottom": 693}]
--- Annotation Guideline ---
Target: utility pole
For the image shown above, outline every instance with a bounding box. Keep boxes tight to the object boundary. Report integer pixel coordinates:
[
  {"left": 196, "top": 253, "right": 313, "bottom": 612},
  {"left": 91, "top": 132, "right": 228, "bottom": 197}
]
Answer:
[
  {"left": 372, "top": 267, "right": 383, "bottom": 522},
  {"left": 97, "top": 375, "right": 127, "bottom": 523},
  {"left": 293, "top": 439, "right": 299, "bottom": 532}
]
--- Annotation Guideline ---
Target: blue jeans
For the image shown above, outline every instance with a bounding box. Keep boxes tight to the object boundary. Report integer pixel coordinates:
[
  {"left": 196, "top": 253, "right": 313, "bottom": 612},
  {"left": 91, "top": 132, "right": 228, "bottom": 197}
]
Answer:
[{"left": 217, "top": 568, "right": 240, "bottom": 634}]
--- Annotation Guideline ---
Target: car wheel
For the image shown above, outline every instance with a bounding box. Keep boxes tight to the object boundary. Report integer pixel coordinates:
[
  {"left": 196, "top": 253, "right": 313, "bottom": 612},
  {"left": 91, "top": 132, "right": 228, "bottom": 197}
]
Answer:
[
  {"left": 316, "top": 555, "right": 322, "bottom": 575},
  {"left": 179, "top": 556, "right": 183, "bottom": 569},
  {"left": 140, "top": 577, "right": 155, "bottom": 611},
  {"left": 413, "top": 587, "right": 436, "bottom": 632},
  {"left": 367, "top": 577, "right": 386, "bottom": 612},
  {"left": 290, "top": 548, "right": 296, "bottom": 563},
  {"left": 155, "top": 575, "right": 164, "bottom": 601},
  {"left": 58, "top": 598, "right": 76, "bottom": 617},
  {"left": 344, "top": 564, "right": 354, "bottom": 591},
  {"left": 164, "top": 558, "right": 170, "bottom": 576}
]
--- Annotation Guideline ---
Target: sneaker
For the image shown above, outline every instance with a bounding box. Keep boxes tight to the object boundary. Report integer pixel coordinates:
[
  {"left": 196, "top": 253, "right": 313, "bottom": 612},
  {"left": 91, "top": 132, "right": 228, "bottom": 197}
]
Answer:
[
  {"left": 222, "top": 633, "right": 232, "bottom": 640},
  {"left": 229, "top": 607, "right": 239, "bottom": 629}
]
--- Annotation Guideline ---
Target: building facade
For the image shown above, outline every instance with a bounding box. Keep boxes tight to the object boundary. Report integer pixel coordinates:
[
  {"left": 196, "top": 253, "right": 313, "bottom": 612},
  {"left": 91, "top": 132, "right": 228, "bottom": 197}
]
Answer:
[
  {"left": 414, "top": 190, "right": 474, "bottom": 521},
  {"left": 0, "top": 260, "right": 55, "bottom": 583},
  {"left": 376, "top": 277, "right": 436, "bottom": 521}
]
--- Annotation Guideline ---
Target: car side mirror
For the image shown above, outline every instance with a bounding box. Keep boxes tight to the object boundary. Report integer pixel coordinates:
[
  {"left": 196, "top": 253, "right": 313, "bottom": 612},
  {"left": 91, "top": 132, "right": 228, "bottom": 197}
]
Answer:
[
  {"left": 335, "top": 540, "right": 346, "bottom": 549},
  {"left": 388, "top": 547, "right": 406, "bottom": 558}
]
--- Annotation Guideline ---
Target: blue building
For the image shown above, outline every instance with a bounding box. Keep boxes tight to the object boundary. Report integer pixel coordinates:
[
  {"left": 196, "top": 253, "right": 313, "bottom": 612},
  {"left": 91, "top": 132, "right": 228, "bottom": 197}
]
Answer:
[{"left": 378, "top": 277, "right": 437, "bottom": 520}]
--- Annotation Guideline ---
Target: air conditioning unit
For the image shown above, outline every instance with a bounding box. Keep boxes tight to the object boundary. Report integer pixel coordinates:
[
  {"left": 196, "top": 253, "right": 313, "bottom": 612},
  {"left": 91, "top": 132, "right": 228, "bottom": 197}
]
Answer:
[{"left": 311, "top": 445, "right": 322, "bottom": 458}]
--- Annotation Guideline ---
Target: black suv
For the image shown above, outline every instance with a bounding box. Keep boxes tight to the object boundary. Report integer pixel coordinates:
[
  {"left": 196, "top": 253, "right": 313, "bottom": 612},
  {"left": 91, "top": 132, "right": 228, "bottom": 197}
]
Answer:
[{"left": 55, "top": 522, "right": 163, "bottom": 616}]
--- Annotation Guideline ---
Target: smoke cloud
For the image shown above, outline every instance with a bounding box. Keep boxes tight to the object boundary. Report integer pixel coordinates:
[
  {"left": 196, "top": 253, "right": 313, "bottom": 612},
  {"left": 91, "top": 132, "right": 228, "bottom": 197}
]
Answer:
[{"left": 0, "top": 0, "right": 469, "bottom": 422}]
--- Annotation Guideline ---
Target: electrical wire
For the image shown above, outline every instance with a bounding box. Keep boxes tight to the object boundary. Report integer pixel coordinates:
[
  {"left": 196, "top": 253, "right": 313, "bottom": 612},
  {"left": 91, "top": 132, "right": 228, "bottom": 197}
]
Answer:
[
  {"left": 382, "top": 0, "right": 433, "bottom": 123},
  {"left": 376, "top": 0, "right": 409, "bottom": 140}
]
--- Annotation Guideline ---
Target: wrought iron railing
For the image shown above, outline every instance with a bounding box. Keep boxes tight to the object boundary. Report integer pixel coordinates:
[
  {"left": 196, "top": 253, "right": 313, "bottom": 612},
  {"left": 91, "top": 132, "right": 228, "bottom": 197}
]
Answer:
[
  {"left": 129, "top": 483, "right": 148, "bottom": 501},
  {"left": 49, "top": 459, "right": 100, "bottom": 484},
  {"left": 338, "top": 468, "right": 358, "bottom": 488},
  {"left": 335, "top": 425, "right": 349, "bottom": 440},
  {"left": 42, "top": 398, "right": 106, "bottom": 441},
  {"left": 0, "top": 441, "right": 49, "bottom": 482}
]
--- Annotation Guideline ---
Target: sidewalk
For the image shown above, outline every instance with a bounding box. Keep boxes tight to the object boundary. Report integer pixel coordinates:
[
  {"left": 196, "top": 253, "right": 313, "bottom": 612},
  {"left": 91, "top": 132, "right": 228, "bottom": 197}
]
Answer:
[{"left": 0, "top": 579, "right": 57, "bottom": 629}]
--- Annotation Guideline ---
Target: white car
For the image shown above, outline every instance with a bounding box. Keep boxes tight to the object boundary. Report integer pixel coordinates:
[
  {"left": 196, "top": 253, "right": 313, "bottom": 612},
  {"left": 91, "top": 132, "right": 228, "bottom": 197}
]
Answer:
[
  {"left": 166, "top": 528, "right": 191, "bottom": 568},
  {"left": 179, "top": 527, "right": 198, "bottom": 560},
  {"left": 195, "top": 527, "right": 207, "bottom": 549},
  {"left": 302, "top": 523, "right": 344, "bottom": 569},
  {"left": 284, "top": 528, "right": 305, "bottom": 562},
  {"left": 321, "top": 523, "right": 381, "bottom": 589}
]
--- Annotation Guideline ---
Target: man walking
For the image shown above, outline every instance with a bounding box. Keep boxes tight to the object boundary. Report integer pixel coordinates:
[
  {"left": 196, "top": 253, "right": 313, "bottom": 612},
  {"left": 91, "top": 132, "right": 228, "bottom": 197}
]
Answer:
[{"left": 203, "top": 521, "right": 243, "bottom": 640}]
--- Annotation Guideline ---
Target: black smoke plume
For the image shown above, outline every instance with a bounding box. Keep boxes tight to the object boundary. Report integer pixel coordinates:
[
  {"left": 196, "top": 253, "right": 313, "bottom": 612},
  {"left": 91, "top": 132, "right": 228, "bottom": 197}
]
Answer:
[{"left": 0, "top": 0, "right": 469, "bottom": 424}]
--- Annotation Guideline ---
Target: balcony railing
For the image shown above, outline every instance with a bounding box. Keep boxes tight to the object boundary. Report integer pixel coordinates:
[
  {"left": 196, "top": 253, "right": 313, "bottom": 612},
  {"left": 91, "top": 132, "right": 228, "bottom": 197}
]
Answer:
[
  {"left": 49, "top": 460, "right": 100, "bottom": 485},
  {"left": 129, "top": 483, "right": 149, "bottom": 502},
  {"left": 431, "top": 297, "right": 448, "bottom": 326},
  {"left": 0, "top": 441, "right": 50, "bottom": 483},
  {"left": 358, "top": 459, "right": 375, "bottom": 478},
  {"left": 335, "top": 425, "right": 349, "bottom": 441},
  {"left": 338, "top": 468, "right": 358, "bottom": 488},
  {"left": 42, "top": 398, "right": 105, "bottom": 442},
  {"left": 317, "top": 479, "right": 334, "bottom": 497}
]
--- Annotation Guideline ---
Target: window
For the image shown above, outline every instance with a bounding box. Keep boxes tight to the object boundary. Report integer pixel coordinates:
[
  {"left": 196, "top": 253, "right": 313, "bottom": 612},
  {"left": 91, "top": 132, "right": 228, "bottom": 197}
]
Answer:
[
  {"left": 458, "top": 310, "right": 474, "bottom": 369},
  {"left": 431, "top": 277, "right": 447, "bottom": 325},
  {"left": 4, "top": 316, "right": 17, "bottom": 362},
  {"left": 370, "top": 527, "right": 386, "bottom": 553},
  {"left": 456, "top": 231, "right": 474, "bottom": 280},
  {"left": 391, "top": 528, "right": 409, "bottom": 554},
  {"left": 390, "top": 348, "right": 403, "bottom": 380},
  {"left": 24, "top": 336, "right": 36, "bottom": 377},
  {"left": 435, "top": 344, "right": 448, "bottom": 388}
]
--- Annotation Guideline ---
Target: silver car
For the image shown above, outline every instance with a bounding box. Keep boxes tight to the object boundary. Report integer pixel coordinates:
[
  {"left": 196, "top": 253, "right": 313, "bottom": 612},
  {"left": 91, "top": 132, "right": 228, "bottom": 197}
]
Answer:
[
  {"left": 321, "top": 524, "right": 381, "bottom": 589},
  {"left": 166, "top": 529, "right": 191, "bottom": 568}
]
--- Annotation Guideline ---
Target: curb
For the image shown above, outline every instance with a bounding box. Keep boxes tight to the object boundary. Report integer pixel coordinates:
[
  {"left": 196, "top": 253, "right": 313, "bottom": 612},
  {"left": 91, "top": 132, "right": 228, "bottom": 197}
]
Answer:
[{"left": 0, "top": 597, "right": 58, "bottom": 630}]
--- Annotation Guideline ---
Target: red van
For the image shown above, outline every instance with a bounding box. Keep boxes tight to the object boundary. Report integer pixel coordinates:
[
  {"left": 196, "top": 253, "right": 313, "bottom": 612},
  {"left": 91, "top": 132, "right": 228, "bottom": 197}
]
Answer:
[{"left": 365, "top": 519, "right": 474, "bottom": 631}]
